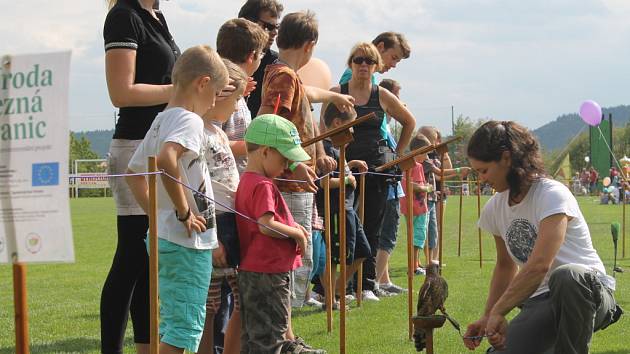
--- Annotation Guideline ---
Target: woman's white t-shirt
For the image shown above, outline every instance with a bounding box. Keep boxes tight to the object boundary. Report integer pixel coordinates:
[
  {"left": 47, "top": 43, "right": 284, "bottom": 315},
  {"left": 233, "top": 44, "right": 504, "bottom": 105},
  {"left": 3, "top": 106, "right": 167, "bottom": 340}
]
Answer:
[{"left": 478, "top": 178, "right": 614, "bottom": 297}]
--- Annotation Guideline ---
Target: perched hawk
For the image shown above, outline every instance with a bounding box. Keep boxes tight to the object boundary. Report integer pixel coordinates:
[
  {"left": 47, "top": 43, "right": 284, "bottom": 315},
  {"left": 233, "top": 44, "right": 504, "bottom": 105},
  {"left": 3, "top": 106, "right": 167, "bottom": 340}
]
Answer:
[{"left": 414, "top": 263, "right": 451, "bottom": 351}]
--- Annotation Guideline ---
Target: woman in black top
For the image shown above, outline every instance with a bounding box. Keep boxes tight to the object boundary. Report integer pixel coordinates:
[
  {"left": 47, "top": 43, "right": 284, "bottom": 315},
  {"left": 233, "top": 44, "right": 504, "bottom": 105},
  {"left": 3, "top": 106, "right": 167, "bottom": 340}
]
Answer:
[
  {"left": 102, "top": 1, "right": 179, "bottom": 353},
  {"left": 327, "top": 42, "right": 415, "bottom": 299}
]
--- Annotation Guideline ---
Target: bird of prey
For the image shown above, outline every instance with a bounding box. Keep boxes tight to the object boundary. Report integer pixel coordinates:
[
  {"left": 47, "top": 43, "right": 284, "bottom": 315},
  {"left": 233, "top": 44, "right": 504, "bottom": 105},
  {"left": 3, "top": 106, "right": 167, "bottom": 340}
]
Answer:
[{"left": 413, "top": 263, "right": 457, "bottom": 352}]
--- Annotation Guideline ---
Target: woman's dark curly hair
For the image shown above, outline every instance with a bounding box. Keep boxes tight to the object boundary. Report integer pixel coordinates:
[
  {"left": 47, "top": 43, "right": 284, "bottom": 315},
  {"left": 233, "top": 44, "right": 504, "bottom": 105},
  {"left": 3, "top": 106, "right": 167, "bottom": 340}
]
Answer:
[{"left": 467, "top": 121, "right": 546, "bottom": 201}]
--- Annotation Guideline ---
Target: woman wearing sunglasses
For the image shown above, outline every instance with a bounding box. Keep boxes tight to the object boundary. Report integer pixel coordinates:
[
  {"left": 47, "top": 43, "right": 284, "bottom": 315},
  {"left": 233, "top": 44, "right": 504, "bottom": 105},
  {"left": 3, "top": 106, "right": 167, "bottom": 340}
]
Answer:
[{"left": 325, "top": 42, "right": 416, "bottom": 301}]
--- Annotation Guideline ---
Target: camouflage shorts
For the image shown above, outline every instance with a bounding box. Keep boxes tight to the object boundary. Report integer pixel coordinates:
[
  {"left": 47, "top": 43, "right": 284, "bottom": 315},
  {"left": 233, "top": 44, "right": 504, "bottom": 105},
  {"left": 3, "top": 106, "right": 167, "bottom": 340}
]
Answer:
[{"left": 238, "top": 271, "right": 291, "bottom": 354}]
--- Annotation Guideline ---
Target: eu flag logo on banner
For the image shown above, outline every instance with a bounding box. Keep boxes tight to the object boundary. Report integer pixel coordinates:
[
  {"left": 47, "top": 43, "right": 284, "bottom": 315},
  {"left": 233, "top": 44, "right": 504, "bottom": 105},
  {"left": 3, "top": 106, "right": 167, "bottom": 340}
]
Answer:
[{"left": 32, "top": 163, "right": 59, "bottom": 186}]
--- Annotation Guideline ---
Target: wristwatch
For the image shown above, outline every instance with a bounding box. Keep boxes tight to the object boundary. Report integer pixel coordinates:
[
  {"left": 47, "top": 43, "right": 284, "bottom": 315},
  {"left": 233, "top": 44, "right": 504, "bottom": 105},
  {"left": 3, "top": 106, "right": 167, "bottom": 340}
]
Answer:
[{"left": 175, "top": 208, "right": 191, "bottom": 222}]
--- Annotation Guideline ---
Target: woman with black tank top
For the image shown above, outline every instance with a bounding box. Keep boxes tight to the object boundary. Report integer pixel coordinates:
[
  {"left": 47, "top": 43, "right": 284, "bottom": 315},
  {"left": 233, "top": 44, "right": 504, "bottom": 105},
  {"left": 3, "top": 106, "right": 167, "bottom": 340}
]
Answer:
[
  {"left": 102, "top": 1, "right": 180, "bottom": 353},
  {"left": 327, "top": 42, "right": 415, "bottom": 298}
]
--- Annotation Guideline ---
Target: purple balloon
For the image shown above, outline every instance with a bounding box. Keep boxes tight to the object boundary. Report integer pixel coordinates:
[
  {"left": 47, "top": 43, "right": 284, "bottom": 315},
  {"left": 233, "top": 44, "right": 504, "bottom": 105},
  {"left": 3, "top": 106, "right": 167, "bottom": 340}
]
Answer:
[{"left": 579, "top": 100, "right": 602, "bottom": 126}]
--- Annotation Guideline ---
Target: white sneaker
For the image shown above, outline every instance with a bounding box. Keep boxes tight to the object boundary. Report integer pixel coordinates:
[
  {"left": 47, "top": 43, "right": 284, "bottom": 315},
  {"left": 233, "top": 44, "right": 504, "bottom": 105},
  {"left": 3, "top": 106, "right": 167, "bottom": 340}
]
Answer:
[
  {"left": 304, "top": 297, "right": 323, "bottom": 307},
  {"left": 311, "top": 293, "right": 325, "bottom": 303},
  {"left": 345, "top": 294, "right": 356, "bottom": 302},
  {"left": 362, "top": 290, "right": 380, "bottom": 301}
]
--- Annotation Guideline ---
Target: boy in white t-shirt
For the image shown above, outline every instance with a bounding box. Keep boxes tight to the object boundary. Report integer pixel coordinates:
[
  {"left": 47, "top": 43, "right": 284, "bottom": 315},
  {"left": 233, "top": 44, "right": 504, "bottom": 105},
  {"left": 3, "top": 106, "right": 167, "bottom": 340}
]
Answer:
[{"left": 126, "top": 45, "right": 229, "bottom": 354}]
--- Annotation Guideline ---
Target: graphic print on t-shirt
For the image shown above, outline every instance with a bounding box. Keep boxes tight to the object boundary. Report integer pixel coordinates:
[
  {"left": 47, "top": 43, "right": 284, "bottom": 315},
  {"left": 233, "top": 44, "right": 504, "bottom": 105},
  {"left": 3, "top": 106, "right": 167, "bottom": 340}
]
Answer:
[
  {"left": 188, "top": 156, "right": 216, "bottom": 229},
  {"left": 505, "top": 218, "right": 537, "bottom": 263}
]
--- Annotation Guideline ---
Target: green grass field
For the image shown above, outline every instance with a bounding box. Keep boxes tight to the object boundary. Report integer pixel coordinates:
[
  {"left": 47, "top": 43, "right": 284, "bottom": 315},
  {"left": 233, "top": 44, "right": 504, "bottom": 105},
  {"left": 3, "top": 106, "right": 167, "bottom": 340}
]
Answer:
[{"left": 0, "top": 196, "right": 628, "bottom": 353}]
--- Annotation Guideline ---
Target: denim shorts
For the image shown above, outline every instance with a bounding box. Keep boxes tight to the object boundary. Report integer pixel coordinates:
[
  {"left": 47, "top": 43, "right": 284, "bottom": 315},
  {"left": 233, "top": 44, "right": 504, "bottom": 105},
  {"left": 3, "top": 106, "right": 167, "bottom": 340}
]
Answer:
[
  {"left": 107, "top": 139, "right": 145, "bottom": 216},
  {"left": 426, "top": 200, "right": 438, "bottom": 250},
  {"left": 156, "top": 238, "right": 212, "bottom": 352},
  {"left": 378, "top": 198, "right": 401, "bottom": 254},
  {"left": 310, "top": 230, "right": 326, "bottom": 280},
  {"left": 216, "top": 212, "right": 240, "bottom": 268}
]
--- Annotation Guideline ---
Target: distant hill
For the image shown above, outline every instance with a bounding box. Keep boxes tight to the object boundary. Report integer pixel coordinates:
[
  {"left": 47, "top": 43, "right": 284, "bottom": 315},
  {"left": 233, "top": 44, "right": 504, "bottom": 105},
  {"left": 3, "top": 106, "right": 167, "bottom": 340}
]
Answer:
[
  {"left": 73, "top": 129, "right": 114, "bottom": 158},
  {"left": 74, "top": 105, "right": 630, "bottom": 156},
  {"left": 533, "top": 105, "right": 630, "bottom": 151}
]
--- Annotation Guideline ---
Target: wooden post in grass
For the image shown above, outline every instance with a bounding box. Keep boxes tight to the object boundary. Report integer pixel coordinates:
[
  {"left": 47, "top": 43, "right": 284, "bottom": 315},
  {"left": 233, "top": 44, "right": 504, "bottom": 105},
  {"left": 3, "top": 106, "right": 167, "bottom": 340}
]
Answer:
[
  {"left": 436, "top": 144, "right": 448, "bottom": 269},
  {"left": 148, "top": 156, "right": 159, "bottom": 354},
  {"left": 458, "top": 179, "right": 463, "bottom": 257},
  {"left": 13, "top": 262, "right": 29, "bottom": 354},
  {"left": 623, "top": 198, "right": 626, "bottom": 259},
  {"left": 376, "top": 137, "right": 461, "bottom": 341},
  {"left": 356, "top": 174, "right": 366, "bottom": 307},
  {"left": 323, "top": 175, "right": 334, "bottom": 333},
  {"left": 477, "top": 179, "right": 482, "bottom": 268},
  {"left": 302, "top": 112, "right": 376, "bottom": 354}
]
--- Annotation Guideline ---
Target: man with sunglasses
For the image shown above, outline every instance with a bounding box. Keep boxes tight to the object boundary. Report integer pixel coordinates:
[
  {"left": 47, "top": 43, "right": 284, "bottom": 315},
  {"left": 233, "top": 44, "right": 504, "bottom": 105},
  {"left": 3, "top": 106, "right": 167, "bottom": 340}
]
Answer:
[{"left": 238, "top": 0, "right": 284, "bottom": 115}]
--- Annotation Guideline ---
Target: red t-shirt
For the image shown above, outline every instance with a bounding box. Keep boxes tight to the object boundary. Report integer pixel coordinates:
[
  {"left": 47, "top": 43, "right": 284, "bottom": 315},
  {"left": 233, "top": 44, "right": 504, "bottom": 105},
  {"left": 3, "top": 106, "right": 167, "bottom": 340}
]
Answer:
[
  {"left": 235, "top": 172, "right": 302, "bottom": 273},
  {"left": 400, "top": 162, "right": 428, "bottom": 216}
]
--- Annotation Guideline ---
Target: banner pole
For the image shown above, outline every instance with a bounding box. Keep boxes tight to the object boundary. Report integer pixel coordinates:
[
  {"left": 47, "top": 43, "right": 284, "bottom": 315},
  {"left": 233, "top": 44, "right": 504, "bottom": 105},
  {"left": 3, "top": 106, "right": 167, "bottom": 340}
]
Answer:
[
  {"left": 148, "top": 156, "right": 159, "bottom": 354},
  {"left": 13, "top": 262, "right": 29, "bottom": 354}
]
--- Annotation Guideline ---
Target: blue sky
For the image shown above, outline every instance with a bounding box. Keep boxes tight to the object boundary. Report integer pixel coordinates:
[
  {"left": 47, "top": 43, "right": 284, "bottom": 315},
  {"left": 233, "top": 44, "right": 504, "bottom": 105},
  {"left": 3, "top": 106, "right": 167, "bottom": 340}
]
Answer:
[{"left": 4, "top": 0, "right": 630, "bottom": 135}]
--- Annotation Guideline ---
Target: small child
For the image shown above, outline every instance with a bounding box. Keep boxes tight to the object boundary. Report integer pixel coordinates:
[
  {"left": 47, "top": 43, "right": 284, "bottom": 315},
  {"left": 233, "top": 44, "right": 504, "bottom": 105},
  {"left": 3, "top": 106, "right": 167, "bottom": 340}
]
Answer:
[
  {"left": 235, "top": 114, "right": 313, "bottom": 353},
  {"left": 316, "top": 103, "right": 372, "bottom": 308},
  {"left": 197, "top": 59, "right": 248, "bottom": 354},
  {"left": 419, "top": 126, "right": 470, "bottom": 263},
  {"left": 400, "top": 134, "right": 434, "bottom": 275},
  {"left": 125, "top": 45, "right": 228, "bottom": 353}
]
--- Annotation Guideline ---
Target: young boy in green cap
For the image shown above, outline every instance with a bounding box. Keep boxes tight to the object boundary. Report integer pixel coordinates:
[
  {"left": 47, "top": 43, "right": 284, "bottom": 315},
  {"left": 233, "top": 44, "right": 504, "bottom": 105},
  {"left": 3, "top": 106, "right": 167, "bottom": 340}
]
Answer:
[{"left": 235, "top": 114, "right": 318, "bottom": 353}]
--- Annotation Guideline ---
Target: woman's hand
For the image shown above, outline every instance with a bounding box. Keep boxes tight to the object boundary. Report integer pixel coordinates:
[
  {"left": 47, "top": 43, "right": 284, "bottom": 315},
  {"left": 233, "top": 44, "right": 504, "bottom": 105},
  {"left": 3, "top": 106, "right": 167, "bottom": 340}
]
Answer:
[
  {"left": 462, "top": 316, "right": 488, "bottom": 350},
  {"left": 485, "top": 313, "right": 508, "bottom": 350}
]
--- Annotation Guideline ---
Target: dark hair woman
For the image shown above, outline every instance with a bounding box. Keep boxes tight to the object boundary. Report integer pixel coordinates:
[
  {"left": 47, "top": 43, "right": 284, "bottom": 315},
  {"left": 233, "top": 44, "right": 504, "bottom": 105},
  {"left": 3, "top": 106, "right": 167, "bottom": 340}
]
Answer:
[
  {"left": 101, "top": 1, "right": 180, "bottom": 353},
  {"left": 463, "top": 121, "right": 621, "bottom": 353},
  {"left": 326, "top": 42, "right": 416, "bottom": 300}
]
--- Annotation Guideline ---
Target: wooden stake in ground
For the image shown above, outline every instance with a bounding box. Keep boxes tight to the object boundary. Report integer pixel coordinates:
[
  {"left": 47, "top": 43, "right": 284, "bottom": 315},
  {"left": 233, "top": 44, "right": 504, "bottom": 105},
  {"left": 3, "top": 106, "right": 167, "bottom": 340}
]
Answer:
[
  {"left": 13, "top": 262, "right": 29, "bottom": 354},
  {"left": 437, "top": 148, "right": 446, "bottom": 268},
  {"left": 356, "top": 174, "right": 366, "bottom": 307},
  {"left": 302, "top": 112, "right": 376, "bottom": 354},
  {"left": 623, "top": 196, "right": 626, "bottom": 259},
  {"left": 323, "top": 175, "right": 334, "bottom": 333},
  {"left": 148, "top": 156, "right": 159, "bottom": 354},
  {"left": 376, "top": 136, "right": 461, "bottom": 341},
  {"left": 458, "top": 179, "right": 463, "bottom": 257},
  {"left": 477, "top": 179, "right": 482, "bottom": 268},
  {"left": 338, "top": 145, "right": 348, "bottom": 354}
]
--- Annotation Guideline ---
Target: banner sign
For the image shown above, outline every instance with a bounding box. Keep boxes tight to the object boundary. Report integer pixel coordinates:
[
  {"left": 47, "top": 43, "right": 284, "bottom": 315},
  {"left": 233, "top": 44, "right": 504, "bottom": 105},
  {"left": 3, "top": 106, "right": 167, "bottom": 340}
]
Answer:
[
  {"left": 76, "top": 172, "right": 109, "bottom": 189},
  {"left": 0, "top": 51, "right": 74, "bottom": 263}
]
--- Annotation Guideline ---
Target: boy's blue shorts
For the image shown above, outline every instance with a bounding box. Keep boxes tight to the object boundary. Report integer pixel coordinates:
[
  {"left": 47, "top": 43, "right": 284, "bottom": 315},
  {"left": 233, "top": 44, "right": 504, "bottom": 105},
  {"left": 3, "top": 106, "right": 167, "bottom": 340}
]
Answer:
[
  {"left": 155, "top": 238, "right": 213, "bottom": 352},
  {"left": 412, "top": 213, "right": 428, "bottom": 248}
]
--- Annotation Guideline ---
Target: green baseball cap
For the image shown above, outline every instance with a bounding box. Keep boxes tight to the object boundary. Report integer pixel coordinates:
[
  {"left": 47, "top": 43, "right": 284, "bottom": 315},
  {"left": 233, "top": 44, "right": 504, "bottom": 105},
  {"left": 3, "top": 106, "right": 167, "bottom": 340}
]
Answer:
[{"left": 245, "top": 114, "right": 311, "bottom": 162}]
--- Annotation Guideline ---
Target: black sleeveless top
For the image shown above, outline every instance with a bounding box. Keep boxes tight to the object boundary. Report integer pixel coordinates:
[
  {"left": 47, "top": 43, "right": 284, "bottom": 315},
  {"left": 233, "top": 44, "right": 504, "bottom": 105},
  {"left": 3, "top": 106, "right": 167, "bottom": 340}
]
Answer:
[{"left": 341, "top": 83, "right": 388, "bottom": 167}]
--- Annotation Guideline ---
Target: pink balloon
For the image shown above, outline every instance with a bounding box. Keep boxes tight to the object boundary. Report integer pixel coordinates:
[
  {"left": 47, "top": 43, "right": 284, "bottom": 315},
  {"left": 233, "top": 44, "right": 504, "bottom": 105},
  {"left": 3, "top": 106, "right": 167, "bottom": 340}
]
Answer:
[
  {"left": 579, "top": 100, "right": 602, "bottom": 126},
  {"left": 297, "top": 57, "right": 332, "bottom": 90}
]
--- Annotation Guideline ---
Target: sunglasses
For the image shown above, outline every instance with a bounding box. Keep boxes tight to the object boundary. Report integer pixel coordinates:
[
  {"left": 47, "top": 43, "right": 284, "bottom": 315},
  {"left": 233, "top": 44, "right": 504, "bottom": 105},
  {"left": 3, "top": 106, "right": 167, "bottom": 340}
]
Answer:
[
  {"left": 352, "top": 56, "right": 376, "bottom": 65},
  {"left": 258, "top": 19, "right": 280, "bottom": 32}
]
